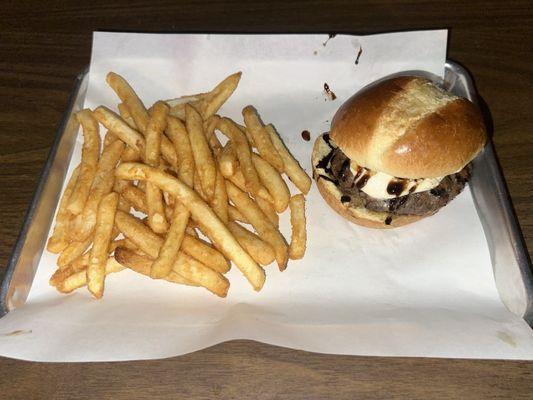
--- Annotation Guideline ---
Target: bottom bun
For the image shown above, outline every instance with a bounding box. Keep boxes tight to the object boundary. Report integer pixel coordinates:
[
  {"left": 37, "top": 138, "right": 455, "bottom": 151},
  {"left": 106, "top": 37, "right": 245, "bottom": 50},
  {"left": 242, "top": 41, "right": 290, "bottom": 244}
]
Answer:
[{"left": 312, "top": 133, "right": 427, "bottom": 229}]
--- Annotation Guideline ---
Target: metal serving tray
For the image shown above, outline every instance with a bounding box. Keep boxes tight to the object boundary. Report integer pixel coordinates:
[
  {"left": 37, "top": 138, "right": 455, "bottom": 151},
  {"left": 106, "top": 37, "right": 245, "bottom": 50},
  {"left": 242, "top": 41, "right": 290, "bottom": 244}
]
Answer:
[{"left": 1, "top": 61, "right": 532, "bottom": 324}]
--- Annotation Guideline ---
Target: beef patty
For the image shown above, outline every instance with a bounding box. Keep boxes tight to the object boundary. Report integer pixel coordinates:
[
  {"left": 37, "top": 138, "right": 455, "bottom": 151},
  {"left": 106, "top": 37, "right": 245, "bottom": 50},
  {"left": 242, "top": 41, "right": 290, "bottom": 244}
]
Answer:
[{"left": 329, "top": 147, "right": 471, "bottom": 217}]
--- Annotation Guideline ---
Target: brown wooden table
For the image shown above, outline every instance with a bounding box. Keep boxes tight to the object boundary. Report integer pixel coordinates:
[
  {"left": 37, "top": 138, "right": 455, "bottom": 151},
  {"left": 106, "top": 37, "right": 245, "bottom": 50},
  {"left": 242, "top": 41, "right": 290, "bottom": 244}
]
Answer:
[{"left": 1, "top": 1, "right": 532, "bottom": 398}]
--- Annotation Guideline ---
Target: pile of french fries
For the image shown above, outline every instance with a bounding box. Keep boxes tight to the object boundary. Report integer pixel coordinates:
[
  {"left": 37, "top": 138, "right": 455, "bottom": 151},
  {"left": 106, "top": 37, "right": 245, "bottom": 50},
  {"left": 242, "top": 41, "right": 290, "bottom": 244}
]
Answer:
[{"left": 46, "top": 71, "right": 311, "bottom": 299}]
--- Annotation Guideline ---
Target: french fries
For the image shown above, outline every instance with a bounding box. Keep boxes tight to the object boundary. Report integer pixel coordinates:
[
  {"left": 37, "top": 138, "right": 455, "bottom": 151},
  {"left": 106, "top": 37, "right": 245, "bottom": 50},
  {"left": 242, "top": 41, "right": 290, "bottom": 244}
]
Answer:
[
  {"left": 252, "top": 153, "right": 290, "bottom": 213},
  {"left": 228, "top": 221, "right": 275, "bottom": 266},
  {"left": 218, "top": 142, "right": 238, "bottom": 178},
  {"left": 256, "top": 196, "right": 279, "bottom": 227},
  {"left": 242, "top": 106, "right": 284, "bottom": 172},
  {"left": 57, "top": 257, "right": 125, "bottom": 294},
  {"left": 115, "top": 248, "right": 228, "bottom": 297},
  {"left": 227, "top": 169, "right": 273, "bottom": 204},
  {"left": 93, "top": 106, "right": 144, "bottom": 153},
  {"left": 150, "top": 206, "right": 189, "bottom": 279},
  {"left": 115, "top": 210, "right": 229, "bottom": 274},
  {"left": 116, "top": 163, "right": 265, "bottom": 290},
  {"left": 265, "top": 124, "right": 312, "bottom": 194},
  {"left": 119, "top": 184, "right": 148, "bottom": 214},
  {"left": 47, "top": 71, "right": 310, "bottom": 300},
  {"left": 204, "top": 115, "right": 222, "bottom": 155},
  {"left": 47, "top": 166, "right": 80, "bottom": 253},
  {"left": 145, "top": 102, "right": 170, "bottom": 234},
  {"left": 57, "top": 235, "right": 93, "bottom": 268},
  {"left": 87, "top": 192, "right": 119, "bottom": 298},
  {"left": 211, "top": 170, "right": 229, "bottom": 224},
  {"left": 67, "top": 110, "right": 100, "bottom": 215},
  {"left": 228, "top": 205, "right": 249, "bottom": 224},
  {"left": 166, "top": 116, "right": 195, "bottom": 188},
  {"left": 174, "top": 252, "right": 230, "bottom": 297},
  {"left": 186, "top": 104, "right": 216, "bottom": 201},
  {"left": 106, "top": 72, "right": 150, "bottom": 133},
  {"left": 218, "top": 118, "right": 262, "bottom": 195},
  {"left": 71, "top": 139, "right": 124, "bottom": 240},
  {"left": 225, "top": 181, "right": 288, "bottom": 270},
  {"left": 114, "top": 247, "right": 197, "bottom": 287},
  {"left": 288, "top": 194, "right": 307, "bottom": 260},
  {"left": 201, "top": 72, "right": 242, "bottom": 119}
]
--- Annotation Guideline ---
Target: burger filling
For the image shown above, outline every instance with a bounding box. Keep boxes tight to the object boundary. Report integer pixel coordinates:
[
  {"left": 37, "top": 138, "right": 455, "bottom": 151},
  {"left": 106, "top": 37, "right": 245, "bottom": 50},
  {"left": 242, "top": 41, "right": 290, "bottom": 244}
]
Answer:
[{"left": 316, "top": 134, "right": 470, "bottom": 220}]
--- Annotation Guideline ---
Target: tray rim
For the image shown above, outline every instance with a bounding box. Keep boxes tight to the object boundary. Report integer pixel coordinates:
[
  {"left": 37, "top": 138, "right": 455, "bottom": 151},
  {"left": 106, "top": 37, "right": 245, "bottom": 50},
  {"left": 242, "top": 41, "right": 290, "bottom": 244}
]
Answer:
[{"left": 0, "top": 69, "right": 88, "bottom": 316}]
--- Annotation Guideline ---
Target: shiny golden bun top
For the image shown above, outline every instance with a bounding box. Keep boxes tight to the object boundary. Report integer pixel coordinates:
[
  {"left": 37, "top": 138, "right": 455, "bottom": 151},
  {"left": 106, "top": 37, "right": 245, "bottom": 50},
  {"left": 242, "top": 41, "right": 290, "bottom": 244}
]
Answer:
[{"left": 330, "top": 76, "right": 487, "bottom": 178}]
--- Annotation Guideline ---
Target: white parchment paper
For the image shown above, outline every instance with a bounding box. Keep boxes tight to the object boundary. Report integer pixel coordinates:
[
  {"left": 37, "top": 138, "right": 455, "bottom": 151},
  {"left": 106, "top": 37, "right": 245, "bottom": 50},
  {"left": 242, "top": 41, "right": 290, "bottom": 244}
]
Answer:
[{"left": 1, "top": 31, "right": 532, "bottom": 362}]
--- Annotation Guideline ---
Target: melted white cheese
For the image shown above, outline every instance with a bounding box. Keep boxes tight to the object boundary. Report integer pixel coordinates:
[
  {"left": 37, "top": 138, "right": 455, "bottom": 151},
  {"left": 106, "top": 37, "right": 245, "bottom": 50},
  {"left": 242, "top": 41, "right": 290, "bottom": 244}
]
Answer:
[{"left": 349, "top": 161, "right": 444, "bottom": 199}]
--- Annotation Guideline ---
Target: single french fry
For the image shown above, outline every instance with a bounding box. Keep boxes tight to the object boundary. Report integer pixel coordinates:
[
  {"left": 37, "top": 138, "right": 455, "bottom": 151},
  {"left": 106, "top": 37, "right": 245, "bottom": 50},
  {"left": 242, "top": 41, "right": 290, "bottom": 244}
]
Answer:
[
  {"left": 226, "top": 180, "right": 288, "bottom": 270},
  {"left": 227, "top": 221, "right": 275, "bottom": 266},
  {"left": 201, "top": 72, "right": 242, "bottom": 119},
  {"left": 47, "top": 166, "right": 80, "bottom": 253},
  {"left": 146, "top": 183, "right": 169, "bottom": 234},
  {"left": 121, "top": 146, "right": 141, "bottom": 162},
  {"left": 114, "top": 211, "right": 162, "bottom": 258},
  {"left": 240, "top": 123, "right": 256, "bottom": 147},
  {"left": 211, "top": 169, "right": 229, "bottom": 224},
  {"left": 87, "top": 192, "right": 119, "bottom": 298},
  {"left": 104, "top": 131, "right": 118, "bottom": 148},
  {"left": 118, "top": 102, "right": 137, "bottom": 129},
  {"left": 174, "top": 252, "right": 230, "bottom": 297},
  {"left": 57, "top": 257, "right": 125, "bottom": 294},
  {"left": 115, "top": 163, "right": 265, "bottom": 290},
  {"left": 228, "top": 205, "right": 249, "bottom": 224},
  {"left": 181, "top": 235, "right": 230, "bottom": 274},
  {"left": 120, "top": 184, "right": 147, "bottom": 214},
  {"left": 71, "top": 252, "right": 91, "bottom": 272},
  {"left": 265, "top": 124, "right": 312, "bottom": 194},
  {"left": 114, "top": 247, "right": 197, "bottom": 287},
  {"left": 288, "top": 194, "right": 307, "bottom": 260},
  {"left": 166, "top": 93, "right": 208, "bottom": 109},
  {"left": 93, "top": 106, "right": 144, "bottom": 154},
  {"left": 67, "top": 109, "right": 100, "bottom": 215},
  {"left": 167, "top": 94, "right": 207, "bottom": 120},
  {"left": 218, "top": 117, "right": 262, "bottom": 195},
  {"left": 227, "top": 169, "right": 274, "bottom": 204},
  {"left": 50, "top": 251, "right": 90, "bottom": 287},
  {"left": 160, "top": 136, "right": 178, "bottom": 170},
  {"left": 186, "top": 104, "right": 216, "bottom": 201},
  {"left": 71, "top": 139, "right": 124, "bottom": 240},
  {"left": 204, "top": 115, "right": 223, "bottom": 155},
  {"left": 252, "top": 153, "right": 290, "bottom": 213},
  {"left": 166, "top": 116, "right": 195, "bottom": 188},
  {"left": 151, "top": 206, "right": 189, "bottom": 279},
  {"left": 218, "top": 142, "right": 238, "bottom": 178},
  {"left": 117, "top": 196, "right": 131, "bottom": 213},
  {"left": 57, "top": 235, "right": 93, "bottom": 268},
  {"left": 193, "top": 170, "right": 208, "bottom": 201},
  {"left": 242, "top": 106, "right": 284, "bottom": 172},
  {"left": 256, "top": 196, "right": 279, "bottom": 227},
  {"left": 145, "top": 101, "right": 168, "bottom": 166},
  {"left": 106, "top": 72, "right": 150, "bottom": 133}
]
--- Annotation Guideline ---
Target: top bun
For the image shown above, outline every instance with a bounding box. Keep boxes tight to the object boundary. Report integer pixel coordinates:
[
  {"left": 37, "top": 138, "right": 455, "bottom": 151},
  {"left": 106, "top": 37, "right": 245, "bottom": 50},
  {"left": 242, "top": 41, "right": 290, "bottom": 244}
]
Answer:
[{"left": 330, "top": 76, "right": 487, "bottom": 178}]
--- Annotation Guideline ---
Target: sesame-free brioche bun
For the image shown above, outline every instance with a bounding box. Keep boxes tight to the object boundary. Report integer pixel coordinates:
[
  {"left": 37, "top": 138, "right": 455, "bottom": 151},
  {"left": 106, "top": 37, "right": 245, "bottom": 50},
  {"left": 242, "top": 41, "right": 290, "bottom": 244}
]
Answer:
[{"left": 330, "top": 76, "right": 487, "bottom": 178}]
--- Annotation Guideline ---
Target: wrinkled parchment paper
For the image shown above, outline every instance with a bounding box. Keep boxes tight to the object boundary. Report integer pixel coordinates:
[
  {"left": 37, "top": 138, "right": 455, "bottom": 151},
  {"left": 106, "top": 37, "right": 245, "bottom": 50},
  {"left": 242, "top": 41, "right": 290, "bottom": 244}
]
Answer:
[{"left": 1, "top": 31, "right": 532, "bottom": 361}]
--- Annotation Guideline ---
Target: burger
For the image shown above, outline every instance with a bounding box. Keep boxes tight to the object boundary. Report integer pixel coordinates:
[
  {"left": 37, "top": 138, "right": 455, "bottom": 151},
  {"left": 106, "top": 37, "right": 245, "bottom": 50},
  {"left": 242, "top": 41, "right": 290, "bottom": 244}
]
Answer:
[{"left": 312, "top": 75, "right": 487, "bottom": 228}]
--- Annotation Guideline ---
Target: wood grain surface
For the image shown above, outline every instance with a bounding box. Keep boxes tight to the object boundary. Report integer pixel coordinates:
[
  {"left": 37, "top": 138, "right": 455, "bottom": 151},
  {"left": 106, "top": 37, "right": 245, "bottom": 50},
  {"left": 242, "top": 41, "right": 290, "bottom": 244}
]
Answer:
[{"left": 1, "top": 1, "right": 532, "bottom": 398}]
